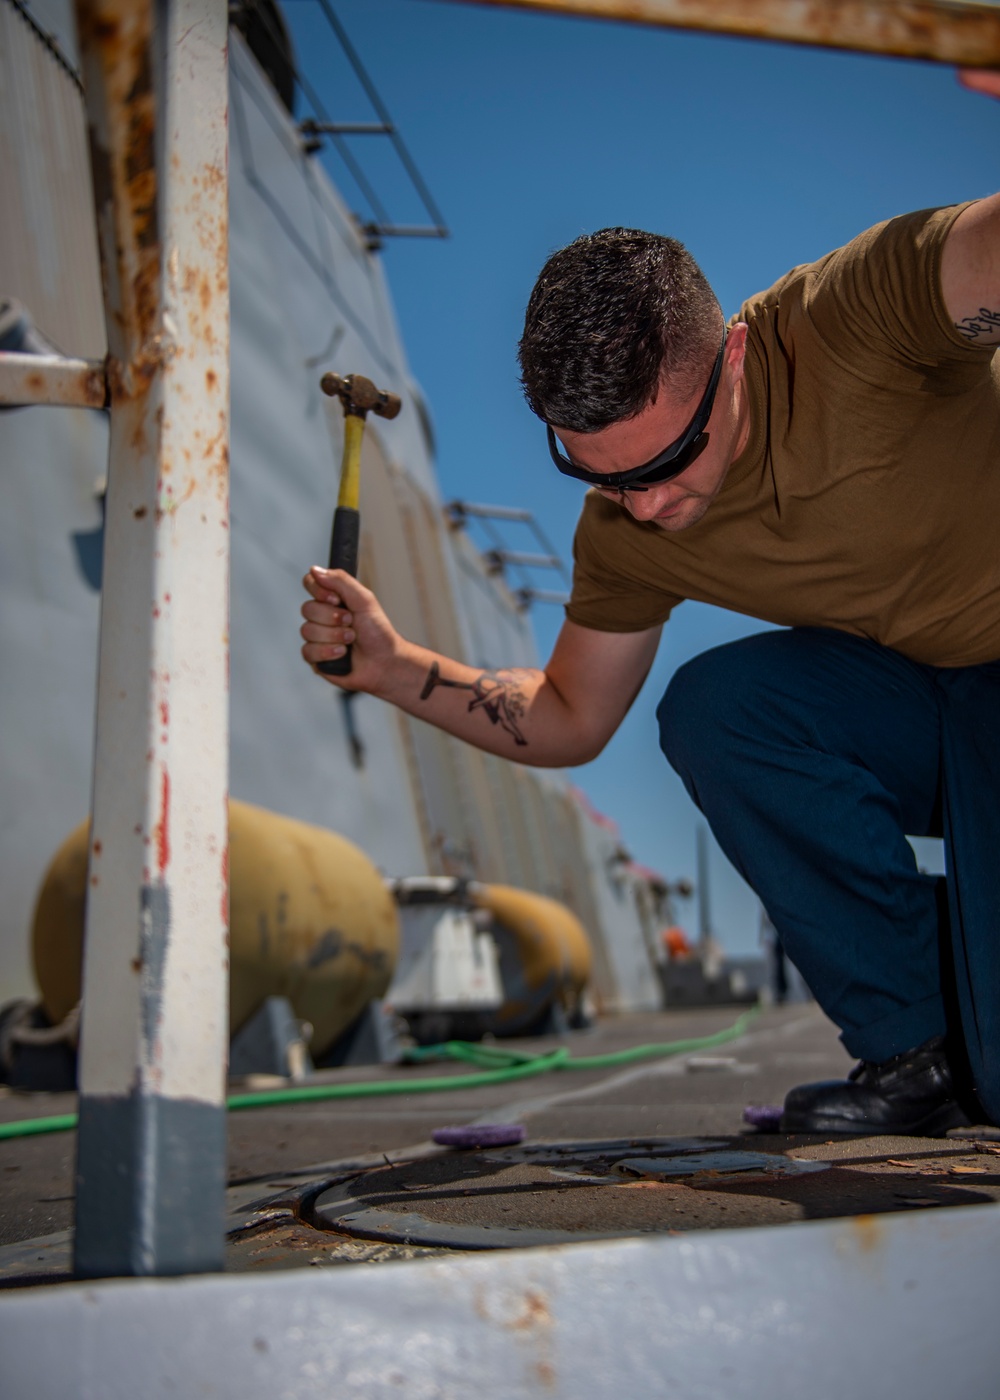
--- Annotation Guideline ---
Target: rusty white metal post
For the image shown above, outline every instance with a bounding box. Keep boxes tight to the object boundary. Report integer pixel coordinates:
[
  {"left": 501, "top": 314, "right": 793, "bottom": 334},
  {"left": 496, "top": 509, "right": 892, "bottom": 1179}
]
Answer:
[
  {"left": 448, "top": 0, "right": 1000, "bottom": 66},
  {"left": 72, "top": 0, "right": 230, "bottom": 1277}
]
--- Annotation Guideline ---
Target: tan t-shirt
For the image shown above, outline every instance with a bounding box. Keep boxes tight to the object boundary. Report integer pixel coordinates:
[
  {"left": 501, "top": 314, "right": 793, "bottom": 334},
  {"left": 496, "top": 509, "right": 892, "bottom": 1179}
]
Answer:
[{"left": 566, "top": 204, "right": 1000, "bottom": 667}]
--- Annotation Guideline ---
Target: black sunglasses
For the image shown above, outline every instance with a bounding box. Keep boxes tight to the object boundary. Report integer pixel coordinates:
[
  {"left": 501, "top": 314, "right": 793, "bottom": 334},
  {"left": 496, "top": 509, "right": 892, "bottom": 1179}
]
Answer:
[{"left": 546, "top": 327, "right": 728, "bottom": 493}]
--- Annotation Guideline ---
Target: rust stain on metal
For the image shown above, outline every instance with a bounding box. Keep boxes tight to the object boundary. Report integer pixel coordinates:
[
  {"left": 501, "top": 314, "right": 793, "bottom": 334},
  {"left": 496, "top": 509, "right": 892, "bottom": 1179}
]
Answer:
[
  {"left": 92, "top": 15, "right": 119, "bottom": 43},
  {"left": 121, "top": 49, "right": 160, "bottom": 332},
  {"left": 84, "top": 363, "right": 109, "bottom": 407},
  {"left": 463, "top": 0, "right": 1000, "bottom": 66},
  {"left": 850, "top": 1213, "right": 883, "bottom": 1252},
  {"left": 83, "top": 5, "right": 172, "bottom": 403},
  {"left": 107, "top": 338, "right": 168, "bottom": 407},
  {"left": 203, "top": 421, "right": 228, "bottom": 466},
  {"left": 0, "top": 355, "right": 108, "bottom": 408},
  {"left": 134, "top": 505, "right": 147, "bottom": 519},
  {"left": 536, "top": 1360, "right": 556, "bottom": 1389},
  {"left": 507, "top": 1289, "right": 553, "bottom": 1332},
  {"left": 176, "top": 478, "right": 197, "bottom": 509}
]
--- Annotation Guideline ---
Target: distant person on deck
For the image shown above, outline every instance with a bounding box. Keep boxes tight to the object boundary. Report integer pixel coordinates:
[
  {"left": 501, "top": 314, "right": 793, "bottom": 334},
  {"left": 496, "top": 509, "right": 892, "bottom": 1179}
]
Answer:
[{"left": 302, "top": 70, "right": 1000, "bottom": 1137}]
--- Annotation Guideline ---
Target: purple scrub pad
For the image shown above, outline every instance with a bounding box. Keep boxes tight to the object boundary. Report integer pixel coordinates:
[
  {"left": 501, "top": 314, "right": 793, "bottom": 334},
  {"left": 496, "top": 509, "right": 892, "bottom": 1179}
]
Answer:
[
  {"left": 433, "top": 1124, "right": 526, "bottom": 1149},
  {"left": 743, "top": 1104, "right": 784, "bottom": 1132}
]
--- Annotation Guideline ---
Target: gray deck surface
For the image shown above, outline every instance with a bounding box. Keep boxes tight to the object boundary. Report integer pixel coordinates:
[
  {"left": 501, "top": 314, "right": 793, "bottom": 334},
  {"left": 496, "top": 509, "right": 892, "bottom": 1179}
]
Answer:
[{"left": 2, "top": 1001, "right": 999, "bottom": 1279}]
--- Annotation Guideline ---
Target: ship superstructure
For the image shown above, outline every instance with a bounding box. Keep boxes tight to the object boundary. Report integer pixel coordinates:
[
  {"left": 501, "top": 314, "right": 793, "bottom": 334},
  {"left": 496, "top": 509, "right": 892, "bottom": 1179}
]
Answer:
[{"left": 0, "top": 0, "right": 670, "bottom": 1023}]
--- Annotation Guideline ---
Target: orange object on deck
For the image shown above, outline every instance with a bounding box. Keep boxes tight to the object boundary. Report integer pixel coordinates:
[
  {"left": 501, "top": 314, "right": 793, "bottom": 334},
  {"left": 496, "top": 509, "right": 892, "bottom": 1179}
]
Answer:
[{"left": 662, "top": 925, "right": 694, "bottom": 960}]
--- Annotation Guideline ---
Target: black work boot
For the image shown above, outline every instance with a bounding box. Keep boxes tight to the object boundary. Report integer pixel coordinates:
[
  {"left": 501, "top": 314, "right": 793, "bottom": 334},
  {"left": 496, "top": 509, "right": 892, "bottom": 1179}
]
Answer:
[{"left": 780, "top": 1036, "right": 971, "bottom": 1136}]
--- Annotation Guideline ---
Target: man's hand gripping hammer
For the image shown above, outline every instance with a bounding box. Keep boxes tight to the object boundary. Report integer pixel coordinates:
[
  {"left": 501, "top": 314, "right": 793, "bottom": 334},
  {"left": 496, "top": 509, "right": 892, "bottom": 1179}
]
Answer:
[{"left": 318, "top": 372, "right": 401, "bottom": 675}]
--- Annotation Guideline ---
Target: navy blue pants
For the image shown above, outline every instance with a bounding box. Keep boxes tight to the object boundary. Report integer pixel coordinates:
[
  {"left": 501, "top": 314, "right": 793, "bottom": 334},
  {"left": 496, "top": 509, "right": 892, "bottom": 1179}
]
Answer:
[{"left": 658, "top": 628, "right": 1000, "bottom": 1124}]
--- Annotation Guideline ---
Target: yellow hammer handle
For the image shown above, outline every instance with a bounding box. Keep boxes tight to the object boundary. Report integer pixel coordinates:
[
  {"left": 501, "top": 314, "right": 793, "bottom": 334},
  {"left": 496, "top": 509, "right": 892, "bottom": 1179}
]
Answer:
[{"left": 338, "top": 413, "right": 365, "bottom": 510}]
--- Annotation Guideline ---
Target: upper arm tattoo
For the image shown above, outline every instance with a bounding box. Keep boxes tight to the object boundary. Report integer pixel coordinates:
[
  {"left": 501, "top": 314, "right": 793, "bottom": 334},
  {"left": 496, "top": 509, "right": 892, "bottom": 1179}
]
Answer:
[
  {"left": 420, "top": 662, "right": 529, "bottom": 746},
  {"left": 954, "top": 307, "right": 1000, "bottom": 342}
]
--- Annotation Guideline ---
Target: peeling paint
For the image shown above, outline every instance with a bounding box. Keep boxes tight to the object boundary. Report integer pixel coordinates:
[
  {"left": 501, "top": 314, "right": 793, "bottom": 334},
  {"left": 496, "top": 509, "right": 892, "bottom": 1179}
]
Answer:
[
  {"left": 155, "top": 766, "right": 170, "bottom": 876},
  {"left": 138, "top": 883, "right": 170, "bottom": 1057}
]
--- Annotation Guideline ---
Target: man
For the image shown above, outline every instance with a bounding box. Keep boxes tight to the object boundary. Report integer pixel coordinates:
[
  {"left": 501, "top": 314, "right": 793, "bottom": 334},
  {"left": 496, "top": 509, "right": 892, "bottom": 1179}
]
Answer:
[{"left": 302, "top": 70, "right": 1000, "bottom": 1136}]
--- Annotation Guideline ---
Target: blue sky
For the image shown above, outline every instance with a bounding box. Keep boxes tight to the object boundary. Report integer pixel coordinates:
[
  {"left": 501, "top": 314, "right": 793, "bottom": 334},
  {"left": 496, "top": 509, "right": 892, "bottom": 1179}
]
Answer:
[{"left": 284, "top": 0, "right": 998, "bottom": 953}]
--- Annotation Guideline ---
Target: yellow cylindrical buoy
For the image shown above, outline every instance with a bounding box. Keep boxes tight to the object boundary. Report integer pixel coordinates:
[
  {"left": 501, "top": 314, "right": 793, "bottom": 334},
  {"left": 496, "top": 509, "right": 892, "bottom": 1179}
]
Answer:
[
  {"left": 31, "top": 819, "right": 89, "bottom": 1031},
  {"left": 31, "top": 800, "right": 399, "bottom": 1059},
  {"left": 470, "top": 882, "right": 592, "bottom": 1035},
  {"left": 227, "top": 801, "right": 398, "bottom": 1056}
]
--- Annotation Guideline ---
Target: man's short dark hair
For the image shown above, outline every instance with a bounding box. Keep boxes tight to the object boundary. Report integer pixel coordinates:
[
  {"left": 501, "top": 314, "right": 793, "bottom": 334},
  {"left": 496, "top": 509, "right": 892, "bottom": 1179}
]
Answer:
[{"left": 518, "top": 228, "right": 722, "bottom": 433}]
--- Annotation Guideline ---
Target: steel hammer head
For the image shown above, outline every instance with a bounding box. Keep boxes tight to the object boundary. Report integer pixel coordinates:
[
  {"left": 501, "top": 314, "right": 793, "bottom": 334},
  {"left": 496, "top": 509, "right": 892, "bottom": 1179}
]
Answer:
[{"left": 320, "top": 371, "right": 401, "bottom": 420}]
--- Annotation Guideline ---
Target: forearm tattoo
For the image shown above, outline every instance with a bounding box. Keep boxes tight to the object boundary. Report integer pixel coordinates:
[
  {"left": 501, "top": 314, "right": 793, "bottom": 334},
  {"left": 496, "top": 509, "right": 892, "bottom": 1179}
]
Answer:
[
  {"left": 420, "top": 662, "right": 529, "bottom": 746},
  {"left": 954, "top": 307, "right": 1000, "bottom": 342}
]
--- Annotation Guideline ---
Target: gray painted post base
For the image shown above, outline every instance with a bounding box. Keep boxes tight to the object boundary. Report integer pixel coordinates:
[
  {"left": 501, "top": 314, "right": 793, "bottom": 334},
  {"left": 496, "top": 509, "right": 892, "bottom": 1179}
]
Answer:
[{"left": 74, "top": 1094, "right": 226, "bottom": 1277}]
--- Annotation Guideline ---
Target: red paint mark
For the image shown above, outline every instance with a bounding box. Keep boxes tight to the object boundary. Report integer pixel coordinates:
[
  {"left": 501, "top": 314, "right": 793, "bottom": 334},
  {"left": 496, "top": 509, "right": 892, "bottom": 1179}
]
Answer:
[
  {"left": 156, "top": 767, "right": 171, "bottom": 875},
  {"left": 164, "top": 593, "right": 171, "bottom": 603},
  {"left": 90, "top": 875, "right": 99, "bottom": 887},
  {"left": 159, "top": 700, "right": 169, "bottom": 729},
  {"left": 221, "top": 845, "right": 230, "bottom": 926},
  {"left": 93, "top": 840, "right": 102, "bottom": 856}
]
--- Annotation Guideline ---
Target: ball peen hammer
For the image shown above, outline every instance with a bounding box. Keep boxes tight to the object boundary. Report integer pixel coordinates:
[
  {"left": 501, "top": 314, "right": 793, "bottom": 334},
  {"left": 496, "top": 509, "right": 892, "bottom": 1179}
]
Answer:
[{"left": 318, "top": 372, "right": 401, "bottom": 676}]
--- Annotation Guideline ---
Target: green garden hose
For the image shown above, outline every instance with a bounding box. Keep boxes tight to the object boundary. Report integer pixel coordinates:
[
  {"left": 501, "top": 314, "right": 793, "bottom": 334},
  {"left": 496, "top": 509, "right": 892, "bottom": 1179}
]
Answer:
[{"left": 0, "top": 1006, "right": 759, "bottom": 1142}]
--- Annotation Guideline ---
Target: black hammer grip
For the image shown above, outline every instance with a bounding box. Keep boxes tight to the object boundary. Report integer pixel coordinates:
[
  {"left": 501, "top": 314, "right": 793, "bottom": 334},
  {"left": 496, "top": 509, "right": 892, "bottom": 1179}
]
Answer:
[{"left": 317, "top": 506, "right": 360, "bottom": 676}]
